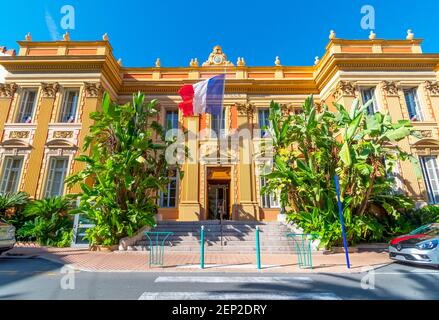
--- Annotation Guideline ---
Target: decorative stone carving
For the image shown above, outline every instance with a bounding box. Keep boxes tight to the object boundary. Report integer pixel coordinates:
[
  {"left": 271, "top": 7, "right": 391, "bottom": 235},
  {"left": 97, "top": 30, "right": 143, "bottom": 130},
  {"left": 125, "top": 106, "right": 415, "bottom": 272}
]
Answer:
[
  {"left": 102, "top": 33, "right": 109, "bottom": 41},
  {"left": 117, "top": 58, "right": 123, "bottom": 66},
  {"left": 202, "top": 45, "right": 234, "bottom": 66},
  {"left": 314, "top": 56, "right": 320, "bottom": 65},
  {"left": 189, "top": 58, "right": 199, "bottom": 67},
  {"left": 155, "top": 58, "right": 160, "bottom": 68},
  {"left": 25, "top": 32, "right": 32, "bottom": 41},
  {"left": 84, "top": 82, "right": 104, "bottom": 98},
  {"left": 53, "top": 131, "right": 73, "bottom": 139},
  {"left": 237, "top": 57, "right": 245, "bottom": 66},
  {"left": 406, "top": 29, "right": 414, "bottom": 40},
  {"left": 332, "top": 81, "right": 356, "bottom": 100},
  {"left": 0, "top": 83, "right": 18, "bottom": 98},
  {"left": 381, "top": 81, "right": 400, "bottom": 96},
  {"left": 41, "top": 82, "right": 59, "bottom": 98},
  {"left": 425, "top": 81, "right": 439, "bottom": 95},
  {"left": 415, "top": 130, "right": 433, "bottom": 138},
  {"left": 63, "top": 31, "right": 70, "bottom": 41},
  {"left": 235, "top": 102, "right": 255, "bottom": 117},
  {"left": 9, "top": 131, "right": 29, "bottom": 139},
  {"left": 369, "top": 30, "right": 376, "bottom": 40},
  {"left": 275, "top": 56, "right": 281, "bottom": 66},
  {"left": 329, "top": 30, "right": 336, "bottom": 40}
]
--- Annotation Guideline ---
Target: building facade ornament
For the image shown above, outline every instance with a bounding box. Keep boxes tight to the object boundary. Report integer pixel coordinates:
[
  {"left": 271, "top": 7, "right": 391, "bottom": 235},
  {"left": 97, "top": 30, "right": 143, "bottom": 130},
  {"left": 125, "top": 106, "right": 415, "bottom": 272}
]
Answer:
[
  {"left": 381, "top": 81, "right": 400, "bottom": 96},
  {"left": 237, "top": 57, "right": 245, "bottom": 67},
  {"left": 202, "top": 45, "right": 234, "bottom": 66},
  {"left": 189, "top": 58, "right": 199, "bottom": 67},
  {"left": 25, "top": 32, "right": 32, "bottom": 41},
  {"left": 53, "top": 131, "right": 74, "bottom": 139},
  {"left": 406, "top": 29, "right": 414, "bottom": 40},
  {"left": 9, "top": 131, "right": 30, "bottom": 139},
  {"left": 41, "top": 82, "right": 60, "bottom": 98},
  {"left": 235, "top": 102, "right": 256, "bottom": 117},
  {"left": 84, "top": 82, "right": 104, "bottom": 98},
  {"left": 332, "top": 81, "right": 356, "bottom": 100},
  {"left": 155, "top": 58, "right": 160, "bottom": 68},
  {"left": 0, "top": 83, "right": 18, "bottom": 98},
  {"left": 275, "top": 56, "right": 281, "bottom": 66},
  {"left": 425, "top": 81, "right": 439, "bottom": 95}
]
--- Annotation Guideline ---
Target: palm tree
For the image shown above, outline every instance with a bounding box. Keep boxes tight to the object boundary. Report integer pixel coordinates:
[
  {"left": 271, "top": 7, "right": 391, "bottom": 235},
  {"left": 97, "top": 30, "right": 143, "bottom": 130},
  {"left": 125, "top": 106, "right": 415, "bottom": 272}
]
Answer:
[{"left": 0, "top": 192, "right": 30, "bottom": 220}]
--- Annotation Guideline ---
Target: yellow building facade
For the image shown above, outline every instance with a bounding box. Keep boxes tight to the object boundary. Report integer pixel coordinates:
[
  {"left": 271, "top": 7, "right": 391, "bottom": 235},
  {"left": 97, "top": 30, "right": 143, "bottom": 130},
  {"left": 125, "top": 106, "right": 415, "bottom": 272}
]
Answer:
[{"left": 1, "top": 32, "right": 439, "bottom": 222}]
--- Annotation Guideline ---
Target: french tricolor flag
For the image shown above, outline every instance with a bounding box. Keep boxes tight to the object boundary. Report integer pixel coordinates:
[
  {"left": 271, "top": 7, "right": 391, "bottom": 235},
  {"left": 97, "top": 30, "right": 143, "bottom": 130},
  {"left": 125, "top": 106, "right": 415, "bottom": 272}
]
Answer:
[{"left": 178, "top": 74, "right": 225, "bottom": 116}]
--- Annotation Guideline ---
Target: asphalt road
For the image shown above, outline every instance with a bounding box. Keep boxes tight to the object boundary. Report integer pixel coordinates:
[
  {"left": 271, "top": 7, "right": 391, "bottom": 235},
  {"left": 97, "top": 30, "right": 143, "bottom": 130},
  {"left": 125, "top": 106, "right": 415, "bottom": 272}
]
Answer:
[{"left": 0, "top": 257, "right": 438, "bottom": 300}]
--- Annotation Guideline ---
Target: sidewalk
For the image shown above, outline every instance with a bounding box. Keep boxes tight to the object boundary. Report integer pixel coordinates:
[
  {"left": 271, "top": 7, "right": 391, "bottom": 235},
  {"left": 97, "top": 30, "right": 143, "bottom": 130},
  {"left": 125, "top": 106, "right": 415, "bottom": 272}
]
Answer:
[{"left": 4, "top": 246, "right": 392, "bottom": 273}]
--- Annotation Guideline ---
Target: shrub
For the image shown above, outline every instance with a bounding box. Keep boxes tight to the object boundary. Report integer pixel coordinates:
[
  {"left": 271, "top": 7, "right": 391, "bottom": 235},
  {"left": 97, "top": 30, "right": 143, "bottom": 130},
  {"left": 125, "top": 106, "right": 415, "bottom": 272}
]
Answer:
[{"left": 17, "top": 196, "right": 73, "bottom": 247}]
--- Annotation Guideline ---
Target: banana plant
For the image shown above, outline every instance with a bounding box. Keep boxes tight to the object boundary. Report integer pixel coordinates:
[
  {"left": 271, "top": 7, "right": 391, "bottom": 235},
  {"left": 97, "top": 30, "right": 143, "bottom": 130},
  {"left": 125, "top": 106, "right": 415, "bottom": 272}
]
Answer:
[
  {"left": 66, "top": 92, "right": 184, "bottom": 246},
  {"left": 262, "top": 96, "right": 417, "bottom": 248}
]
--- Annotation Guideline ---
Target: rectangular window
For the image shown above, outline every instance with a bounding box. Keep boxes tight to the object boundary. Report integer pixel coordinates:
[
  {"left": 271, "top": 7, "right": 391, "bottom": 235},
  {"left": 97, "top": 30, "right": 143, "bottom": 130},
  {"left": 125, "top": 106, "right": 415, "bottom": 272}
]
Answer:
[
  {"left": 211, "top": 109, "right": 225, "bottom": 137},
  {"left": 159, "top": 169, "right": 177, "bottom": 208},
  {"left": 258, "top": 109, "right": 270, "bottom": 138},
  {"left": 0, "top": 156, "right": 24, "bottom": 194},
  {"left": 58, "top": 90, "right": 79, "bottom": 123},
  {"left": 360, "top": 87, "right": 379, "bottom": 115},
  {"left": 260, "top": 176, "right": 280, "bottom": 208},
  {"left": 16, "top": 90, "right": 37, "bottom": 123},
  {"left": 165, "top": 110, "right": 179, "bottom": 131},
  {"left": 44, "top": 157, "right": 69, "bottom": 198},
  {"left": 404, "top": 88, "right": 424, "bottom": 121},
  {"left": 420, "top": 156, "right": 439, "bottom": 204},
  {"left": 385, "top": 160, "right": 404, "bottom": 194}
]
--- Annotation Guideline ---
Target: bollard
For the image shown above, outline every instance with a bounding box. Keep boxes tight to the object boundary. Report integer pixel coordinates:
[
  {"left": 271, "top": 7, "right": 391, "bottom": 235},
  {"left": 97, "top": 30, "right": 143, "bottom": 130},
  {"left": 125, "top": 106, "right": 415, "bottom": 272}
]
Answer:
[
  {"left": 256, "top": 226, "right": 261, "bottom": 270},
  {"left": 200, "top": 225, "right": 205, "bottom": 269}
]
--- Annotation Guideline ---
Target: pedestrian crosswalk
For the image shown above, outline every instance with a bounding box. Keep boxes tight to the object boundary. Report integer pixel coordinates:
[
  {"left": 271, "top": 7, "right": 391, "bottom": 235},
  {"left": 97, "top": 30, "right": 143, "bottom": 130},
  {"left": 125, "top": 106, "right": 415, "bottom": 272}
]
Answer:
[{"left": 138, "top": 276, "right": 342, "bottom": 300}]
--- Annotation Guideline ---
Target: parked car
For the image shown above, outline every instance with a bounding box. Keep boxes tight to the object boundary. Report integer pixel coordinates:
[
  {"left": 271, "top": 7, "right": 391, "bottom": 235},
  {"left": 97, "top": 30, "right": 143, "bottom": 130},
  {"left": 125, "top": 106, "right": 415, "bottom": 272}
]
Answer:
[
  {"left": 0, "top": 219, "right": 15, "bottom": 255},
  {"left": 389, "top": 223, "right": 439, "bottom": 267}
]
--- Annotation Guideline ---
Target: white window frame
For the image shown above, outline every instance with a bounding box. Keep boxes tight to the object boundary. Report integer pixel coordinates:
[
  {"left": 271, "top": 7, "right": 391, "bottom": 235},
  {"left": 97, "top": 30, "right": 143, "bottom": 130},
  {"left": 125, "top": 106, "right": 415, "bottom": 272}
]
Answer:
[
  {"left": 419, "top": 156, "right": 439, "bottom": 204},
  {"left": 16, "top": 89, "right": 37, "bottom": 123},
  {"left": 210, "top": 108, "right": 226, "bottom": 138},
  {"left": 43, "top": 156, "right": 69, "bottom": 198},
  {"left": 385, "top": 159, "right": 404, "bottom": 194},
  {"left": 260, "top": 175, "right": 280, "bottom": 208},
  {"left": 165, "top": 110, "right": 179, "bottom": 131},
  {"left": 58, "top": 89, "right": 80, "bottom": 123},
  {"left": 404, "top": 87, "right": 424, "bottom": 122},
  {"left": 159, "top": 169, "right": 178, "bottom": 208},
  {"left": 0, "top": 156, "right": 24, "bottom": 194},
  {"left": 258, "top": 108, "right": 271, "bottom": 138},
  {"left": 360, "top": 87, "right": 380, "bottom": 115}
]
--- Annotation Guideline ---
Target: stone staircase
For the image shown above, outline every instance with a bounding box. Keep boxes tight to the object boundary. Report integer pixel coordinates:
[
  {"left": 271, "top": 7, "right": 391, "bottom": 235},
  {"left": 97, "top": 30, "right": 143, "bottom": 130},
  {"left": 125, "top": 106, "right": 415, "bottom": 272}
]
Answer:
[{"left": 129, "top": 221, "right": 298, "bottom": 253}]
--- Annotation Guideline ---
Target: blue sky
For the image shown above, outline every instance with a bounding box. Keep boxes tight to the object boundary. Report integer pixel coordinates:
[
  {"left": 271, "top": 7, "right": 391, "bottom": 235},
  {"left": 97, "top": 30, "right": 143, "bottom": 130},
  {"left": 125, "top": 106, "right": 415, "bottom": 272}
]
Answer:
[{"left": 0, "top": 0, "right": 438, "bottom": 67}]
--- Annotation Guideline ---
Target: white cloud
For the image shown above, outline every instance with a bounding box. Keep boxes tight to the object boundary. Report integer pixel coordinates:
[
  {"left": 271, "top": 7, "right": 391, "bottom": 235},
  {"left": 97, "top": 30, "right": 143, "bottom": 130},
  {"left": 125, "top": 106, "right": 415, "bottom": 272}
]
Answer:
[{"left": 45, "top": 9, "right": 60, "bottom": 41}]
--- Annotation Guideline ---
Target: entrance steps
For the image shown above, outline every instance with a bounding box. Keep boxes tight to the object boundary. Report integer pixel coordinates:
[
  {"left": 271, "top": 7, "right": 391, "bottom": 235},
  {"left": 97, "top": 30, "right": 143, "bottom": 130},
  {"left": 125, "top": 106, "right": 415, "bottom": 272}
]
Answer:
[{"left": 129, "top": 221, "right": 298, "bottom": 253}]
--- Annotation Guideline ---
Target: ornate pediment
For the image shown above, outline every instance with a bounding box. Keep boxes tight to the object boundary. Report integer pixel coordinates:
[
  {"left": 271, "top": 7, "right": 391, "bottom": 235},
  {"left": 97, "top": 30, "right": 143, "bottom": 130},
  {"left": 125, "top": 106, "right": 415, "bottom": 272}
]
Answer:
[
  {"left": 0, "top": 83, "right": 17, "bottom": 98},
  {"left": 202, "top": 45, "right": 234, "bottom": 67}
]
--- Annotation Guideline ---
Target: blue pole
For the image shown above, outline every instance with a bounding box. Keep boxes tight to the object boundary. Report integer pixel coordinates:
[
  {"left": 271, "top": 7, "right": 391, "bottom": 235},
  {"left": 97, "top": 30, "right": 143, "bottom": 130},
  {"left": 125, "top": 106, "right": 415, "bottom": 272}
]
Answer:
[
  {"left": 334, "top": 174, "right": 351, "bottom": 269},
  {"left": 200, "top": 225, "right": 205, "bottom": 269},
  {"left": 256, "top": 226, "right": 261, "bottom": 270}
]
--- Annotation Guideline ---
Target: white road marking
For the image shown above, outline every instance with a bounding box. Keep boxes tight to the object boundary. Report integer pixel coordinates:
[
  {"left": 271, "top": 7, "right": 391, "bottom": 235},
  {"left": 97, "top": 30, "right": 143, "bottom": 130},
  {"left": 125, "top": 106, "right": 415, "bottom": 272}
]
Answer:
[
  {"left": 139, "top": 292, "right": 341, "bottom": 300},
  {"left": 155, "top": 276, "right": 313, "bottom": 283}
]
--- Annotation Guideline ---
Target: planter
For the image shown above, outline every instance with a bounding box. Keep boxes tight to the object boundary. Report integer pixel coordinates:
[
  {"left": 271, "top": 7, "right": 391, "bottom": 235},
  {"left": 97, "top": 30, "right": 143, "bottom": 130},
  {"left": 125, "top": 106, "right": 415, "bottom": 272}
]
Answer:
[{"left": 89, "top": 245, "right": 118, "bottom": 252}]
